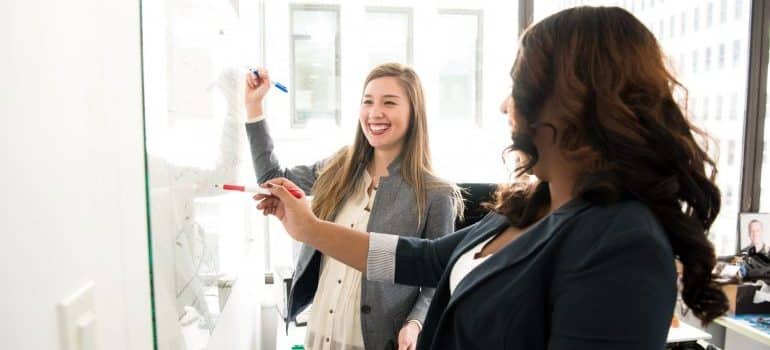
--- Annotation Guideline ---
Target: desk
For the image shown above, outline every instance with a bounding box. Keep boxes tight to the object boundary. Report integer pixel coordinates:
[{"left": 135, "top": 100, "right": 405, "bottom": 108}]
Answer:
[
  {"left": 667, "top": 322, "right": 712, "bottom": 344},
  {"left": 715, "top": 315, "right": 770, "bottom": 346}
]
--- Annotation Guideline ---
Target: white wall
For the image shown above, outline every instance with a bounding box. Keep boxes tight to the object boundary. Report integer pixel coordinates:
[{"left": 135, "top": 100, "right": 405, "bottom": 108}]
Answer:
[{"left": 0, "top": 0, "right": 153, "bottom": 349}]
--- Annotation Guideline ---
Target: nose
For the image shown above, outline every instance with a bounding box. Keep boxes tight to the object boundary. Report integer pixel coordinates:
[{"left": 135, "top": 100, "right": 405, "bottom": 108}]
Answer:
[
  {"left": 369, "top": 105, "right": 385, "bottom": 118},
  {"left": 500, "top": 96, "right": 511, "bottom": 115}
]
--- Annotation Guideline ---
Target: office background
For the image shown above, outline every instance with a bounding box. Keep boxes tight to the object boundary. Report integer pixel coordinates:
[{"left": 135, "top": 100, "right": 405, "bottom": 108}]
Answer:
[{"left": 4, "top": 0, "right": 770, "bottom": 349}]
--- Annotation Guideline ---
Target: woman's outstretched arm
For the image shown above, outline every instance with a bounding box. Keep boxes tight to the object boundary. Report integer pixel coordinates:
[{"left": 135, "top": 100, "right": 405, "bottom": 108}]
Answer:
[
  {"left": 256, "top": 177, "right": 370, "bottom": 271},
  {"left": 256, "top": 177, "right": 470, "bottom": 286}
]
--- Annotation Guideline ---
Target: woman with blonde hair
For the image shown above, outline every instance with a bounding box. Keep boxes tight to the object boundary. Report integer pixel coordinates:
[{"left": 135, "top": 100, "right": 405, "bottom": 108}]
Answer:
[{"left": 244, "top": 63, "right": 461, "bottom": 350}]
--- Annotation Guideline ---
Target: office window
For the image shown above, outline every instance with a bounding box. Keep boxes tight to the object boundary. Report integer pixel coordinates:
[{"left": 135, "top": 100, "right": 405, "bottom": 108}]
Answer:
[
  {"left": 679, "top": 53, "right": 686, "bottom": 73},
  {"left": 733, "top": 39, "right": 741, "bottom": 67},
  {"left": 705, "top": 46, "right": 711, "bottom": 71},
  {"left": 706, "top": 2, "right": 713, "bottom": 28},
  {"left": 692, "top": 50, "right": 698, "bottom": 73},
  {"left": 720, "top": 0, "right": 727, "bottom": 24},
  {"left": 670, "top": 15, "right": 675, "bottom": 38},
  {"left": 290, "top": 5, "right": 340, "bottom": 126},
  {"left": 715, "top": 95, "right": 723, "bottom": 120},
  {"left": 735, "top": 0, "right": 743, "bottom": 20},
  {"left": 702, "top": 96, "right": 709, "bottom": 121},
  {"left": 365, "top": 8, "right": 412, "bottom": 68},
  {"left": 718, "top": 43, "right": 725, "bottom": 69},
  {"left": 691, "top": 96, "right": 698, "bottom": 120},
  {"left": 681, "top": 12, "right": 686, "bottom": 35},
  {"left": 728, "top": 139, "right": 736, "bottom": 166},
  {"left": 437, "top": 10, "right": 482, "bottom": 123},
  {"left": 694, "top": 7, "right": 700, "bottom": 31},
  {"left": 659, "top": 19, "right": 664, "bottom": 38},
  {"left": 729, "top": 93, "right": 737, "bottom": 120}
]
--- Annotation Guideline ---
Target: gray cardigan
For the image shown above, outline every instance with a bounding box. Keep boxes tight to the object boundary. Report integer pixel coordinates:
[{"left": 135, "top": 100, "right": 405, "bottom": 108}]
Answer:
[{"left": 246, "top": 120, "right": 456, "bottom": 350}]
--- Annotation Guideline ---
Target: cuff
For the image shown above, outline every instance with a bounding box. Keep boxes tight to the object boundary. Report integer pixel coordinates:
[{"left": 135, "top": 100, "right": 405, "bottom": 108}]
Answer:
[
  {"left": 366, "top": 232, "right": 399, "bottom": 283},
  {"left": 406, "top": 319, "right": 423, "bottom": 331},
  {"left": 246, "top": 115, "right": 266, "bottom": 123}
]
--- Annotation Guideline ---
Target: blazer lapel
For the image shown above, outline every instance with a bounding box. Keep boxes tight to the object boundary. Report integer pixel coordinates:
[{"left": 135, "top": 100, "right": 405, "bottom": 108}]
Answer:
[
  {"left": 446, "top": 199, "right": 590, "bottom": 309},
  {"left": 446, "top": 213, "right": 510, "bottom": 266}
]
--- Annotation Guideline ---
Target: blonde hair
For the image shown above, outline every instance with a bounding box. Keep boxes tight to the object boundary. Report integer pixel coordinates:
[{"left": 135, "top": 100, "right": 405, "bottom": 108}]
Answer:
[{"left": 310, "top": 63, "right": 463, "bottom": 226}]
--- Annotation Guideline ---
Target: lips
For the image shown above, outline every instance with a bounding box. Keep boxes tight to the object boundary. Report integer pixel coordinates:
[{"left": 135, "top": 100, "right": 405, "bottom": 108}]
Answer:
[{"left": 368, "top": 123, "right": 391, "bottom": 136}]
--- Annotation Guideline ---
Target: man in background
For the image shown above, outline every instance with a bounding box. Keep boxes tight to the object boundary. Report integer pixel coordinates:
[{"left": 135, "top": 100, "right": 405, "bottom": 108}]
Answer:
[{"left": 742, "top": 219, "right": 770, "bottom": 256}]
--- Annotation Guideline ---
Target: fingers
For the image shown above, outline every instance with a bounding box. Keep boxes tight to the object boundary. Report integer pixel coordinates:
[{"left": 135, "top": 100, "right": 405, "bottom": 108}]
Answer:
[
  {"left": 252, "top": 193, "right": 270, "bottom": 201},
  {"left": 245, "top": 71, "right": 258, "bottom": 89},
  {"left": 265, "top": 182, "right": 295, "bottom": 202},
  {"left": 261, "top": 177, "right": 296, "bottom": 189},
  {"left": 257, "top": 67, "right": 270, "bottom": 83},
  {"left": 262, "top": 177, "right": 305, "bottom": 199},
  {"left": 245, "top": 67, "right": 269, "bottom": 89},
  {"left": 256, "top": 197, "right": 279, "bottom": 209},
  {"left": 397, "top": 332, "right": 408, "bottom": 350},
  {"left": 257, "top": 199, "right": 278, "bottom": 216}
]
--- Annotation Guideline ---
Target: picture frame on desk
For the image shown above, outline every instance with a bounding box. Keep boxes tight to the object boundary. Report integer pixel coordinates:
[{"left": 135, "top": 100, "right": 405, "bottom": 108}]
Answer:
[{"left": 738, "top": 212, "right": 770, "bottom": 255}]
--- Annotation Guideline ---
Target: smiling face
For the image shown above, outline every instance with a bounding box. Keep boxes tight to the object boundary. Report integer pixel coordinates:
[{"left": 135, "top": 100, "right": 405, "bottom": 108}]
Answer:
[{"left": 359, "top": 76, "right": 411, "bottom": 153}]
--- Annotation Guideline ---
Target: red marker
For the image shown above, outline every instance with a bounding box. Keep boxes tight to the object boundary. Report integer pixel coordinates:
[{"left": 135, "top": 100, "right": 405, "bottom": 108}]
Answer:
[{"left": 214, "top": 184, "right": 304, "bottom": 199}]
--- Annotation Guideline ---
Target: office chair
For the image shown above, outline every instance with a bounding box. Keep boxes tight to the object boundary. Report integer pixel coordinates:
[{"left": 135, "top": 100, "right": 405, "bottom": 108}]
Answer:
[{"left": 456, "top": 183, "right": 498, "bottom": 230}]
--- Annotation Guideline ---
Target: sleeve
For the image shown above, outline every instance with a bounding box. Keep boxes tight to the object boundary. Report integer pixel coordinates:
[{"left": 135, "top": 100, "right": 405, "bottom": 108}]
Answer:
[
  {"left": 245, "top": 119, "right": 326, "bottom": 194},
  {"left": 367, "top": 223, "right": 471, "bottom": 287},
  {"left": 407, "top": 193, "right": 458, "bottom": 324},
  {"left": 547, "top": 224, "right": 677, "bottom": 349}
]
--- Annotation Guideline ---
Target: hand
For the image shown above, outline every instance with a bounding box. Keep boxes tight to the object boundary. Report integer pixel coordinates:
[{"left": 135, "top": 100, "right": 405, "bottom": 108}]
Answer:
[
  {"left": 254, "top": 177, "right": 317, "bottom": 243},
  {"left": 397, "top": 321, "right": 421, "bottom": 350},
  {"left": 244, "top": 67, "right": 271, "bottom": 119}
]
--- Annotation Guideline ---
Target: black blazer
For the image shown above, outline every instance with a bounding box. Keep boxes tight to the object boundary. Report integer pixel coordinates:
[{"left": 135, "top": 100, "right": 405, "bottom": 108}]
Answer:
[{"left": 394, "top": 199, "right": 677, "bottom": 350}]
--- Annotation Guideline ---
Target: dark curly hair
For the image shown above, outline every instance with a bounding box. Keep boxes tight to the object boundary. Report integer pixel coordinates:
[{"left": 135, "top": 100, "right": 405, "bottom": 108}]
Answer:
[{"left": 488, "top": 6, "right": 728, "bottom": 324}]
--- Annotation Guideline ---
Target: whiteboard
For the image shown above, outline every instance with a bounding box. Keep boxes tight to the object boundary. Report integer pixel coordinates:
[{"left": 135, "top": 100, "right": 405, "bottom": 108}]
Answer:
[{"left": 142, "top": 0, "right": 265, "bottom": 348}]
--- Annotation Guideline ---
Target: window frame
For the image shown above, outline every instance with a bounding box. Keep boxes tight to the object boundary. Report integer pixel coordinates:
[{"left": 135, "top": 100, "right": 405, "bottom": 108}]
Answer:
[
  {"left": 364, "top": 6, "right": 415, "bottom": 66},
  {"left": 288, "top": 3, "right": 342, "bottom": 128},
  {"left": 740, "top": 0, "right": 770, "bottom": 213},
  {"left": 436, "top": 8, "right": 485, "bottom": 126}
]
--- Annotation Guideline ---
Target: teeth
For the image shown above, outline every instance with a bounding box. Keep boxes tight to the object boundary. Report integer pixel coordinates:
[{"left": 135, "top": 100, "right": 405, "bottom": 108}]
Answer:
[{"left": 370, "top": 124, "right": 390, "bottom": 132}]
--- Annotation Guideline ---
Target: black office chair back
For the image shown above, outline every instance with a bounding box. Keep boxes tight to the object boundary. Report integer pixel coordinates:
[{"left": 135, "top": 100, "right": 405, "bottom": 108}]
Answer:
[{"left": 455, "top": 183, "right": 498, "bottom": 230}]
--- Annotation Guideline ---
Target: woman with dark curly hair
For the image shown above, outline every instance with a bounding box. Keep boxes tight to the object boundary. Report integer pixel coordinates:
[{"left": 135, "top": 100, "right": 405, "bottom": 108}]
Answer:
[{"left": 254, "top": 6, "right": 728, "bottom": 350}]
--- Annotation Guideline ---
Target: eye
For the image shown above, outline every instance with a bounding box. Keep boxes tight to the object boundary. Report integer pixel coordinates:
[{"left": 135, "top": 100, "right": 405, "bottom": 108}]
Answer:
[
  {"left": 385, "top": 101, "right": 397, "bottom": 105},
  {"left": 362, "top": 99, "right": 373, "bottom": 105}
]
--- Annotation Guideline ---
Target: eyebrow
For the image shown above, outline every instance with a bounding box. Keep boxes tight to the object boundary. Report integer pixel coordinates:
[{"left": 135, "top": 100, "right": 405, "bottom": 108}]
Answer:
[{"left": 363, "top": 94, "right": 402, "bottom": 99}]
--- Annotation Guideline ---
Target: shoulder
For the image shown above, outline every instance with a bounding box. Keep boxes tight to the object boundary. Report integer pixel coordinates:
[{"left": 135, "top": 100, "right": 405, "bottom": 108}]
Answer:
[
  {"left": 575, "top": 200, "right": 661, "bottom": 231},
  {"left": 424, "top": 177, "right": 462, "bottom": 217},
  {"left": 565, "top": 199, "right": 672, "bottom": 254},
  {"left": 424, "top": 174, "right": 459, "bottom": 198},
  {"left": 556, "top": 200, "right": 676, "bottom": 279}
]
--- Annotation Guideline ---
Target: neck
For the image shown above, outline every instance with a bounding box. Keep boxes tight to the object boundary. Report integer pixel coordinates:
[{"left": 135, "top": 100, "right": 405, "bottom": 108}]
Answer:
[
  {"left": 547, "top": 175, "right": 576, "bottom": 213},
  {"left": 369, "top": 147, "right": 401, "bottom": 178}
]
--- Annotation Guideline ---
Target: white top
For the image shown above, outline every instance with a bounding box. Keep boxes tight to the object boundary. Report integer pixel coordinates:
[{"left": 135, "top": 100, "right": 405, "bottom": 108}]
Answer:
[
  {"left": 449, "top": 235, "right": 496, "bottom": 295},
  {"left": 305, "top": 172, "right": 375, "bottom": 350}
]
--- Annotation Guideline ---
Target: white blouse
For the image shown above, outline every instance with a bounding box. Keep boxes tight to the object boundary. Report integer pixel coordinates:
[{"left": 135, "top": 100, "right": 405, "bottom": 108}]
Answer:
[
  {"left": 305, "top": 172, "right": 375, "bottom": 350},
  {"left": 449, "top": 235, "right": 496, "bottom": 295}
]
